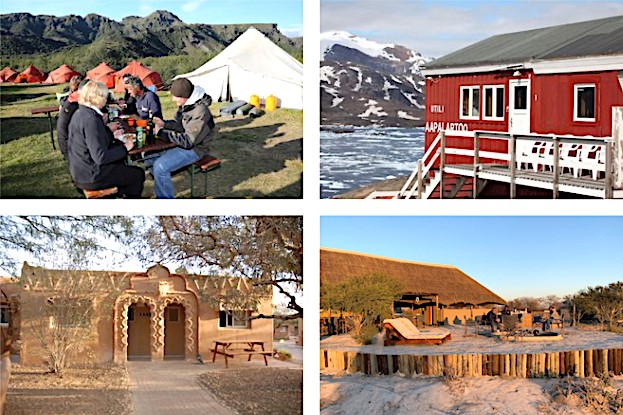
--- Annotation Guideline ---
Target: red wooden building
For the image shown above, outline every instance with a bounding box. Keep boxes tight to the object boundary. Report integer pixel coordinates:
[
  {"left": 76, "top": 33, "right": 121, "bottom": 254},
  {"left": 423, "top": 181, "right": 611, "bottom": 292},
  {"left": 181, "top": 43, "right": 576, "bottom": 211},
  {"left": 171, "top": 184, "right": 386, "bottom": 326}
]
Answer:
[{"left": 389, "top": 15, "right": 623, "bottom": 199}]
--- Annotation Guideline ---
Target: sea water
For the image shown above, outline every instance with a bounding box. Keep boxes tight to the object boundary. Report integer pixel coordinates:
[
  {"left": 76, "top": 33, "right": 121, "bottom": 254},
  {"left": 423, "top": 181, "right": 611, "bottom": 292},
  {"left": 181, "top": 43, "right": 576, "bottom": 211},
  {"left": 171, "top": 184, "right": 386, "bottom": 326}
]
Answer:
[{"left": 320, "top": 126, "right": 425, "bottom": 198}]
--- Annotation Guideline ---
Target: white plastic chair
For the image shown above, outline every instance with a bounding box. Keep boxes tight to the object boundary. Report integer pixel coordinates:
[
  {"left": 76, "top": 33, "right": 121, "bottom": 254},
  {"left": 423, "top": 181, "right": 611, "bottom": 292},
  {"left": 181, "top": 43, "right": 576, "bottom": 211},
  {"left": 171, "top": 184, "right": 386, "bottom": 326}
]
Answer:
[{"left": 579, "top": 144, "right": 605, "bottom": 180}]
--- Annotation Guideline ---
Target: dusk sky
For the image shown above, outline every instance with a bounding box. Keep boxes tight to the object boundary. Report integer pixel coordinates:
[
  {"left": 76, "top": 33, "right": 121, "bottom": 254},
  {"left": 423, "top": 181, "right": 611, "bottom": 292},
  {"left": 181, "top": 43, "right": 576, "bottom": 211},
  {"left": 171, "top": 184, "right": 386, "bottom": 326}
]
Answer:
[
  {"left": 1, "top": 0, "right": 303, "bottom": 37},
  {"left": 320, "top": 216, "right": 623, "bottom": 301},
  {"left": 320, "top": 0, "right": 623, "bottom": 57}
]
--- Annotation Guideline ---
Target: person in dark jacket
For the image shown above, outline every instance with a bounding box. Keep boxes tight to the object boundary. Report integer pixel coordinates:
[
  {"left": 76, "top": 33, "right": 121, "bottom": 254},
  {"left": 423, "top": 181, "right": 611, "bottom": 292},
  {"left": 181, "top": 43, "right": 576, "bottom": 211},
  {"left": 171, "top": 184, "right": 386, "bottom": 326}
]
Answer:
[
  {"left": 119, "top": 74, "right": 138, "bottom": 116},
  {"left": 150, "top": 77, "right": 215, "bottom": 198},
  {"left": 67, "top": 81, "right": 145, "bottom": 198},
  {"left": 486, "top": 307, "right": 500, "bottom": 332},
  {"left": 125, "top": 76, "right": 162, "bottom": 119}
]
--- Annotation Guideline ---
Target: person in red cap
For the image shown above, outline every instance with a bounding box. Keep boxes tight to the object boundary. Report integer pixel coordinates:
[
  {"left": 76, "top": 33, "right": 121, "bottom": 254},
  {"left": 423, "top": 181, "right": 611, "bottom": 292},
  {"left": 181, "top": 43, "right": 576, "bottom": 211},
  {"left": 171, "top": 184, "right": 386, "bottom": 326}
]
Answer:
[{"left": 148, "top": 77, "right": 215, "bottom": 198}]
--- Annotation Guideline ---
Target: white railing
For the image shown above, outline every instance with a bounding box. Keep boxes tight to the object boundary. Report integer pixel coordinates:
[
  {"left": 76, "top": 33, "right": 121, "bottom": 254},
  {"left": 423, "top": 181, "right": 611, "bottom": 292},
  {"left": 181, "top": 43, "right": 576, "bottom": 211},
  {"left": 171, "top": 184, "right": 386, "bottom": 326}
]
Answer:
[{"left": 396, "top": 130, "right": 445, "bottom": 198}]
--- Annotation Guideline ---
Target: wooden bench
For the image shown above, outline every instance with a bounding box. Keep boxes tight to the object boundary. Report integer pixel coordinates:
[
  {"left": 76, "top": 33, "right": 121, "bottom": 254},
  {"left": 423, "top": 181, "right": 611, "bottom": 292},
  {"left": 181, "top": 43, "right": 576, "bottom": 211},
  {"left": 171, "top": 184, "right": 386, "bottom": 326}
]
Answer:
[
  {"left": 83, "top": 187, "right": 118, "bottom": 199},
  {"left": 188, "top": 155, "right": 221, "bottom": 198},
  {"left": 209, "top": 348, "right": 272, "bottom": 368}
]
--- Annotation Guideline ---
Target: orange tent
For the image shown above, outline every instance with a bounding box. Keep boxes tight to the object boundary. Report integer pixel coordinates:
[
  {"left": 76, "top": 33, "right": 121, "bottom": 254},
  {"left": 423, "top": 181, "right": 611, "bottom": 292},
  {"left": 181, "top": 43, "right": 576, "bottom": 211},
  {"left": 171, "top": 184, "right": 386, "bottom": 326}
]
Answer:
[
  {"left": 14, "top": 65, "right": 46, "bottom": 83},
  {"left": 43, "top": 64, "right": 82, "bottom": 84},
  {"left": 114, "top": 60, "right": 163, "bottom": 92},
  {"left": 86, "top": 62, "right": 117, "bottom": 88},
  {"left": 0, "top": 66, "right": 18, "bottom": 83}
]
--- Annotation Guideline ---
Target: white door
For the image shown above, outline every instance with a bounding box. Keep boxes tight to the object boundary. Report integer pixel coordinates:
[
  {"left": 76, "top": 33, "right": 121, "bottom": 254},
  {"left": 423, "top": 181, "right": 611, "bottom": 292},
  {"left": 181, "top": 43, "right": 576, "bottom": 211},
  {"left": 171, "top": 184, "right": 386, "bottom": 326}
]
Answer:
[{"left": 509, "top": 79, "right": 531, "bottom": 134}]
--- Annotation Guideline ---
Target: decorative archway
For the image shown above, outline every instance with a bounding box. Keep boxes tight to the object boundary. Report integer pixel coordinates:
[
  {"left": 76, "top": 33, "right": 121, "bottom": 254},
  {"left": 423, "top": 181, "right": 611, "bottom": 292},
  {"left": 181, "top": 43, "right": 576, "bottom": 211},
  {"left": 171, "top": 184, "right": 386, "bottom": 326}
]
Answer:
[
  {"left": 156, "top": 293, "right": 198, "bottom": 360},
  {"left": 114, "top": 292, "right": 198, "bottom": 363},
  {"left": 114, "top": 294, "right": 159, "bottom": 363}
]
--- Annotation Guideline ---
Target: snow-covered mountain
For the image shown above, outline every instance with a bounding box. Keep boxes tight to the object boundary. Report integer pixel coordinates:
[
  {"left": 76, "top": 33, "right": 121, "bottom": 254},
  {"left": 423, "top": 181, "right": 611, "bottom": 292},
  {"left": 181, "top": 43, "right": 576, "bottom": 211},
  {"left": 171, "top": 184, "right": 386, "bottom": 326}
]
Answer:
[{"left": 320, "top": 31, "right": 428, "bottom": 127}]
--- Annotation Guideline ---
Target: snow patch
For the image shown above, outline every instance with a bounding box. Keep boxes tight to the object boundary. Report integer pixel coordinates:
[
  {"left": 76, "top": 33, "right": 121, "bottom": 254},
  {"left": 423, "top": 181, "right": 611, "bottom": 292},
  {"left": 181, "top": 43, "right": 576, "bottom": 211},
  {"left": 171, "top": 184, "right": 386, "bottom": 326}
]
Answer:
[
  {"left": 401, "top": 91, "right": 425, "bottom": 109},
  {"left": 383, "top": 77, "right": 398, "bottom": 101},
  {"left": 320, "top": 66, "right": 335, "bottom": 83},
  {"left": 320, "top": 30, "right": 400, "bottom": 61},
  {"left": 349, "top": 66, "right": 363, "bottom": 92},
  {"left": 331, "top": 97, "right": 344, "bottom": 108},
  {"left": 397, "top": 111, "right": 420, "bottom": 120},
  {"left": 358, "top": 99, "right": 388, "bottom": 118}
]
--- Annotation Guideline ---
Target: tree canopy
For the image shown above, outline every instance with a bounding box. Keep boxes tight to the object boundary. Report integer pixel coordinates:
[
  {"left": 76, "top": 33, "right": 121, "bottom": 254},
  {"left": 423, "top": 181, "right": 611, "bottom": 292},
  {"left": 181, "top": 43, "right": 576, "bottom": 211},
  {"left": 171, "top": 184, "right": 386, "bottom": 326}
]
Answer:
[{"left": 0, "top": 215, "right": 303, "bottom": 318}]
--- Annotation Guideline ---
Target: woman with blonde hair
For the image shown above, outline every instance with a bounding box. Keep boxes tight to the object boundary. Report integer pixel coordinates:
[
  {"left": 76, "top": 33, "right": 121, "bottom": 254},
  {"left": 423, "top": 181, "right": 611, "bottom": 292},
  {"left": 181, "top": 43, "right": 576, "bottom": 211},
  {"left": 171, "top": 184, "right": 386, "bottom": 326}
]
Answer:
[{"left": 67, "top": 81, "right": 144, "bottom": 197}]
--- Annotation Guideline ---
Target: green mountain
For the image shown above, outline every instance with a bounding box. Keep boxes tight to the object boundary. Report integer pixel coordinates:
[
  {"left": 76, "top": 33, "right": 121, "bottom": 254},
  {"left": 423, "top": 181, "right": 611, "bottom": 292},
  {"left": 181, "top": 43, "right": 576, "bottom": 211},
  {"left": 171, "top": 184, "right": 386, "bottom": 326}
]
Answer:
[{"left": 0, "top": 10, "right": 303, "bottom": 81}]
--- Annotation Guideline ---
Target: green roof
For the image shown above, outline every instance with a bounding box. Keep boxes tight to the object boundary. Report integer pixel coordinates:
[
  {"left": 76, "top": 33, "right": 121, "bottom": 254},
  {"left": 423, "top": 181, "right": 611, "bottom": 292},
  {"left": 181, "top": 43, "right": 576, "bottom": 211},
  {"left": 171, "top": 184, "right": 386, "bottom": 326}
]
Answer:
[{"left": 425, "top": 15, "right": 623, "bottom": 71}]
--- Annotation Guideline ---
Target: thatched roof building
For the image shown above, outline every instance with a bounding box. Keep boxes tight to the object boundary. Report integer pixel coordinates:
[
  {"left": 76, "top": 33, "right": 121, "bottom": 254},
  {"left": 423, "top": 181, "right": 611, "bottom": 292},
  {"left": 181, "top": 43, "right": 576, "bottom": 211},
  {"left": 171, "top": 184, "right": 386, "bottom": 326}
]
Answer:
[{"left": 321, "top": 247, "right": 506, "bottom": 306}]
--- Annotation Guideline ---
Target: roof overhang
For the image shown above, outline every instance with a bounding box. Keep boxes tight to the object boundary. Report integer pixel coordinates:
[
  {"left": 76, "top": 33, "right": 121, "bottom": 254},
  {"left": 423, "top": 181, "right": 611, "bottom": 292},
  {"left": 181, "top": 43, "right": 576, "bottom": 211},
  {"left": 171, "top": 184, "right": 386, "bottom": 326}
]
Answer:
[{"left": 422, "top": 54, "right": 623, "bottom": 77}]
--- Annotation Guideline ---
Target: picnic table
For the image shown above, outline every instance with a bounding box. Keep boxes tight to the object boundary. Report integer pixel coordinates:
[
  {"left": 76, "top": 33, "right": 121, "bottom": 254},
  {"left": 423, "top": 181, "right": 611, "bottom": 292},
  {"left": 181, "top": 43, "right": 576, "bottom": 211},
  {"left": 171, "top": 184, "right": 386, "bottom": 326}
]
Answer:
[
  {"left": 210, "top": 340, "right": 272, "bottom": 368},
  {"left": 127, "top": 138, "right": 176, "bottom": 162},
  {"left": 30, "top": 105, "right": 59, "bottom": 150}
]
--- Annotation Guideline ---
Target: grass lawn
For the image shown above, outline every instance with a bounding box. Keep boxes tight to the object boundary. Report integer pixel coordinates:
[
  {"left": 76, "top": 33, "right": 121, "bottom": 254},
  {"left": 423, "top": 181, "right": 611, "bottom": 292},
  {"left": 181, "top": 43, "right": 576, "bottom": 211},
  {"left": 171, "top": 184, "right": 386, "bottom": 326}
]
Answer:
[{"left": 0, "top": 84, "right": 303, "bottom": 198}]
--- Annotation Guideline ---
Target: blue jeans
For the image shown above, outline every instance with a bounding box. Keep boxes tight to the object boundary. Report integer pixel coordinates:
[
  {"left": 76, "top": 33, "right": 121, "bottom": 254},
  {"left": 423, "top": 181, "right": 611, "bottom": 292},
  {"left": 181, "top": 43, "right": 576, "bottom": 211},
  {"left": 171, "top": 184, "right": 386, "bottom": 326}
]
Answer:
[{"left": 144, "top": 147, "right": 200, "bottom": 198}]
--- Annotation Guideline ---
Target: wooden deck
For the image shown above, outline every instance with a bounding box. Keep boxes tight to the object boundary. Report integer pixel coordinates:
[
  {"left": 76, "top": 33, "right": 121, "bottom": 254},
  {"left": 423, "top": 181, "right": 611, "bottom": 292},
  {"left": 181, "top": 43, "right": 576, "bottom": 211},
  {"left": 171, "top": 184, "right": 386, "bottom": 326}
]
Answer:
[{"left": 445, "top": 164, "right": 607, "bottom": 198}]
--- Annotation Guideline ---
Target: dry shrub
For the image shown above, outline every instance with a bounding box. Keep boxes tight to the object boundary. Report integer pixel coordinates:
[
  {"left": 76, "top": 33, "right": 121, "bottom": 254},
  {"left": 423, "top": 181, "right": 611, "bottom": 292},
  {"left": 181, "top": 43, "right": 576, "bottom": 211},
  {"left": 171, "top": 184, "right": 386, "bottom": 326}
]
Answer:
[{"left": 549, "top": 373, "right": 623, "bottom": 415}]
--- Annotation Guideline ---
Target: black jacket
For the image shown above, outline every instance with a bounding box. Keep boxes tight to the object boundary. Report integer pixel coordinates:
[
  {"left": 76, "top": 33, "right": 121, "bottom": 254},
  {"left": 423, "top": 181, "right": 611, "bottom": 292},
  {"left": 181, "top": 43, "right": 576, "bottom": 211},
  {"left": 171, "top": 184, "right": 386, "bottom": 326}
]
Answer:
[
  {"left": 57, "top": 100, "right": 79, "bottom": 160},
  {"left": 159, "top": 93, "right": 215, "bottom": 157},
  {"left": 67, "top": 105, "right": 127, "bottom": 187}
]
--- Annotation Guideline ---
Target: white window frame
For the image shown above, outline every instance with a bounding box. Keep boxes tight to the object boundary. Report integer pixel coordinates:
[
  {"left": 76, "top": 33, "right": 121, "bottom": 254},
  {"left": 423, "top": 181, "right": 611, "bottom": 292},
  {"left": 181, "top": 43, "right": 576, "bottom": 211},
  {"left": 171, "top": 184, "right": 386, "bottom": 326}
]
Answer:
[
  {"left": 459, "top": 86, "right": 480, "bottom": 120},
  {"left": 219, "top": 310, "right": 251, "bottom": 329},
  {"left": 573, "top": 83, "right": 596, "bottom": 122},
  {"left": 482, "top": 85, "right": 505, "bottom": 121}
]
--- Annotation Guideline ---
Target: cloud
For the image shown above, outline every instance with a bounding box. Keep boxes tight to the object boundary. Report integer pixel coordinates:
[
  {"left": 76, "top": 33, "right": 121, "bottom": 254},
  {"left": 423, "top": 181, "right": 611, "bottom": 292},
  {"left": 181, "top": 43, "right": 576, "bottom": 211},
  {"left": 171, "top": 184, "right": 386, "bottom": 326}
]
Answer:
[{"left": 321, "top": 0, "right": 623, "bottom": 57}]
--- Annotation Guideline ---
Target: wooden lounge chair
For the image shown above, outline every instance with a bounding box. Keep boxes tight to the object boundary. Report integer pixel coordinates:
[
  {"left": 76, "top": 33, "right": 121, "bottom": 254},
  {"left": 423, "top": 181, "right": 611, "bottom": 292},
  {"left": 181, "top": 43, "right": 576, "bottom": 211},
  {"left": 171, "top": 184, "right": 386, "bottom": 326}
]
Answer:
[{"left": 383, "top": 317, "right": 451, "bottom": 346}]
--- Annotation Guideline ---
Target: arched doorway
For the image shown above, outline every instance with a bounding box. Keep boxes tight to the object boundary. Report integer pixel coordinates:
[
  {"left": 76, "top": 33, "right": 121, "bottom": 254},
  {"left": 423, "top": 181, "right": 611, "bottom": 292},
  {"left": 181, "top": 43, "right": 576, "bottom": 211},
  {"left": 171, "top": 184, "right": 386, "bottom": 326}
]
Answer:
[
  {"left": 127, "top": 302, "right": 152, "bottom": 360},
  {"left": 164, "top": 304, "right": 186, "bottom": 359}
]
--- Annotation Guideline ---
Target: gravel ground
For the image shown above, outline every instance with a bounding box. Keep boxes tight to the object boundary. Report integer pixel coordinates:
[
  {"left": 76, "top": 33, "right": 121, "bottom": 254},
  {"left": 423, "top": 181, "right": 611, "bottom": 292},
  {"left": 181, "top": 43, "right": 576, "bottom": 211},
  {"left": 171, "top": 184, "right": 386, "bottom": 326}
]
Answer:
[
  {"left": 198, "top": 367, "right": 302, "bottom": 415},
  {"left": 4, "top": 365, "right": 132, "bottom": 415}
]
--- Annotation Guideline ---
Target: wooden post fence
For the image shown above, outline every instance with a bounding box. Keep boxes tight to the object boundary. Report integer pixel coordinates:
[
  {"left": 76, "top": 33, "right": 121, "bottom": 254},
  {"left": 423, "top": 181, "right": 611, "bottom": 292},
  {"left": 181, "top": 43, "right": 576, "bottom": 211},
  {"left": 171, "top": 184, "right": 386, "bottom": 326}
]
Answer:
[{"left": 321, "top": 348, "right": 623, "bottom": 378}]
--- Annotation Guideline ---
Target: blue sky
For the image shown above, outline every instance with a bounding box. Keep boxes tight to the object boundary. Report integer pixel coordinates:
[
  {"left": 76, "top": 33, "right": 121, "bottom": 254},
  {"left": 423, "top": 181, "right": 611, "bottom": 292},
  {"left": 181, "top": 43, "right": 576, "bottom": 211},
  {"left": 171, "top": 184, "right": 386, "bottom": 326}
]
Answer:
[
  {"left": 320, "top": 216, "right": 623, "bottom": 300},
  {"left": 320, "top": 0, "right": 623, "bottom": 57},
  {"left": 1, "top": 0, "right": 303, "bottom": 37}
]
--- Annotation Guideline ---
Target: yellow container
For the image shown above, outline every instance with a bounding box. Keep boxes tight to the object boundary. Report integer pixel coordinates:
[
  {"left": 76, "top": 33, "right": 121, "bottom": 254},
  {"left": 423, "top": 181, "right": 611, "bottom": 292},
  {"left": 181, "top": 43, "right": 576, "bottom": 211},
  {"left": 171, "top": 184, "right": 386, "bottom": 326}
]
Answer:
[
  {"left": 249, "top": 94, "right": 260, "bottom": 109},
  {"left": 266, "top": 95, "right": 277, "bottom": 112}
]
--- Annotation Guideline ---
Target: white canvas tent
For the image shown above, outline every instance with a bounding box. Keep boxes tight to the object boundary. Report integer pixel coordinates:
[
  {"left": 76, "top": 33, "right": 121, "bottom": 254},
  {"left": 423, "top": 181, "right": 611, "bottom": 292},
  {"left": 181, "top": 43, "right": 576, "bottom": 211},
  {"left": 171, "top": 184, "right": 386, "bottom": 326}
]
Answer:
[{"left": 176, "top": 27, "right": 303, "bottom": 109}]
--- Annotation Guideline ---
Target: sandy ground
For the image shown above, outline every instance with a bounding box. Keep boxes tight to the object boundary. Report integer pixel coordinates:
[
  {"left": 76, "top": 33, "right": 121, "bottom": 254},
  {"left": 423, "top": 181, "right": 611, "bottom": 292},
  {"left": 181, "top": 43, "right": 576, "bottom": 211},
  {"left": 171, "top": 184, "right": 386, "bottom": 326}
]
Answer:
[
  {"left": 198, "top": 366, "right": 303, "bottom": 415},
  {"left": 321, "top": 370, "right": 623, "bottom": 415},
  {"left": 321, "top": 326, "right": 623, "bottom": 356},
  {"left": 4, "top": 365, "right": 132, "bottom": 415}
]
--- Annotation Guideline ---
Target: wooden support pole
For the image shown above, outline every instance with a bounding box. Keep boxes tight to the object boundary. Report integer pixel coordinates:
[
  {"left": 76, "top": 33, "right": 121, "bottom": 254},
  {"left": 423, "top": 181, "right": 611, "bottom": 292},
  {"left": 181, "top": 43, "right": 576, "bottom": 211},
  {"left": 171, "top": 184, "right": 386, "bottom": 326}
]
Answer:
[
  {"left": 473, "top": 132, "right": 480, "bottom": 199},
  {"left": 417, "top": 160, "right": 423, "bottom": 198},
  {"left": 553, "top": 138, "right": 560, "bottom": 199},
  {"left": 440, "top": 131, "right": 446, "bottom": 199},
  {"left": 605, "top": 141, "right": 613, "bottom": 199}
]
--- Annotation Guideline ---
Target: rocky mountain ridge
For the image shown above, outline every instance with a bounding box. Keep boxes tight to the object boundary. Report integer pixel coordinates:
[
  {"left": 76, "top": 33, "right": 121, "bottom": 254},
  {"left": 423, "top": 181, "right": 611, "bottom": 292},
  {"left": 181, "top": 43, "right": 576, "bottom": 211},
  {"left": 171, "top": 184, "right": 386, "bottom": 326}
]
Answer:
[
  {"left": 0, "top": 10, "right": 302, "bottom": 58},
  {"left": 320, "top": 31, "right": 427, "bottom": 128}
]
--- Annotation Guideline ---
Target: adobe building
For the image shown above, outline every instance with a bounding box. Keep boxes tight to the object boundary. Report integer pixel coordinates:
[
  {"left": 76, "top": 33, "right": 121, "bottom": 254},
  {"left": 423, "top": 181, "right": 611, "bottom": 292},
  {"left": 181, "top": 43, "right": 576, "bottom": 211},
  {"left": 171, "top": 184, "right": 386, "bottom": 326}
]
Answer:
[
  {"left": 320, "top": 247, "right": 506, "bottom": 327},
  {"left": 16, "top": 263, "right": 273, "bottom": 366}
]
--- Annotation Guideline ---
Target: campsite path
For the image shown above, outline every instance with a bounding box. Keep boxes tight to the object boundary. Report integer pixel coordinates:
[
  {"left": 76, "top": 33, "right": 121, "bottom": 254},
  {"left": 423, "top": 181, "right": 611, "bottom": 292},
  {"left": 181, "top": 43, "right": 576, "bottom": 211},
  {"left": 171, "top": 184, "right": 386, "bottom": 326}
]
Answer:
[{"left": 127, "top": 360, "right": 236, "bottom": 415}]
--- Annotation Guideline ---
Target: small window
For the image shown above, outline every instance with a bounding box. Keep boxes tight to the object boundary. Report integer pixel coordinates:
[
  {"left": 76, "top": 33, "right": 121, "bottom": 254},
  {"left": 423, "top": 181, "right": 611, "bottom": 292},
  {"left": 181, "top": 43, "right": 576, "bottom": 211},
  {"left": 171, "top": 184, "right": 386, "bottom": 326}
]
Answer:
[
  {"left": 219, "top": 310, "right": 251, "bottom": 329},
  {"left": 483, "top": 85, "right": 505, "bottom": 120},
  {"left": 460, "top": 86, "right": 480, "bottom": 119},
  {"left": 574, "top": 84, "right": 595, "bottom": 121},
  {"left": 0, "top": 304, "right": 10, "bottom": 325},
  {"left": 514, "top": 85, "right": 528, "bottom": 110},
  {"left": 168, "top": 307, "right": 179, "bottom": 322}
]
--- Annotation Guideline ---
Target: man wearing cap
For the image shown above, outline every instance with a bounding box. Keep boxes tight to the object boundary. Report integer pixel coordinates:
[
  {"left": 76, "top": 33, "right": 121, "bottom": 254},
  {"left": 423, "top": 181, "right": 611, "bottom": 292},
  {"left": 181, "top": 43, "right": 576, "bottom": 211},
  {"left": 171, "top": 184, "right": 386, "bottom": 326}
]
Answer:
[{"left": 150, "top": 77, "right": 215, "bottom": 198}]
